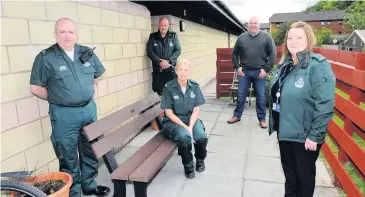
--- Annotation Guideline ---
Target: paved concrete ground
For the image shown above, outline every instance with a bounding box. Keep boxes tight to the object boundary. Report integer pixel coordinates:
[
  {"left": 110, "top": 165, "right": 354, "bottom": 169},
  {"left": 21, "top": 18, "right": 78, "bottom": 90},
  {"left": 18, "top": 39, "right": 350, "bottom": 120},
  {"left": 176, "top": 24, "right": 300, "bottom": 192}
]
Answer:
[{"left": 90, "top": 80, "right": 340, "bottom": 197}]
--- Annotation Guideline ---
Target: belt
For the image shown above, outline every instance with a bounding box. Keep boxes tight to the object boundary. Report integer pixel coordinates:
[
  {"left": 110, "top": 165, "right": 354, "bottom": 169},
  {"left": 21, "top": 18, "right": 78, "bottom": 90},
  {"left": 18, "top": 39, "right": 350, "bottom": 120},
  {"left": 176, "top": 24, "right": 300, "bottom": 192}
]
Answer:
[{"left": 55, "top": 100, "right": 91, "bottom": 108}]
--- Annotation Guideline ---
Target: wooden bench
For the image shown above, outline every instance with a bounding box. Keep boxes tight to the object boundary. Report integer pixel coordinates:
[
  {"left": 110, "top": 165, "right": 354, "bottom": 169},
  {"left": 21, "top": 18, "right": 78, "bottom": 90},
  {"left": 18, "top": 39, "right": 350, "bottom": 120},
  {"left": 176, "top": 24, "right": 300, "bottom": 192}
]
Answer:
[{"left": 82, "top": 93, "right": 177, "bottom": 197}]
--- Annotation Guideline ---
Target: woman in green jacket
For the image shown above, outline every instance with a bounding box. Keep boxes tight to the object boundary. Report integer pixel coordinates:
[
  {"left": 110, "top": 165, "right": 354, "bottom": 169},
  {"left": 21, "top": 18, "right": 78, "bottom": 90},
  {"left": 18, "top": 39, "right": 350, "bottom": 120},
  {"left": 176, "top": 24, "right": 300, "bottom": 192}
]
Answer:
[{"left": 269, "top": 21, "right": 336, "bottom": 197}]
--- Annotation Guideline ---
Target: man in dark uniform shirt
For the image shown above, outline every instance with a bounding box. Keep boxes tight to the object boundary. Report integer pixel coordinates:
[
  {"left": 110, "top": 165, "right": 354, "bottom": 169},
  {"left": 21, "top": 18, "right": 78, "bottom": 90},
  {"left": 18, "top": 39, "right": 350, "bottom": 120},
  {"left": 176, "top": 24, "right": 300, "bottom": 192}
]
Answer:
[
  {"left": 147, "top": 17, "right": 182, "bottom": 95},
  {"left": 29, "top": 18, "right": 110, "bottom": 197}
]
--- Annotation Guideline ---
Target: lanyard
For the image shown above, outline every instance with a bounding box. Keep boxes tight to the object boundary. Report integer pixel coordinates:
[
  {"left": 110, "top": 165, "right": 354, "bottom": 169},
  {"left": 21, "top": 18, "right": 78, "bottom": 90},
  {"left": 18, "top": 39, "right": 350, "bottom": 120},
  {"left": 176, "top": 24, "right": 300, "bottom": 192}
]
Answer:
[{"left": 276, "top": 64, "right": 293, "bottom": 103}]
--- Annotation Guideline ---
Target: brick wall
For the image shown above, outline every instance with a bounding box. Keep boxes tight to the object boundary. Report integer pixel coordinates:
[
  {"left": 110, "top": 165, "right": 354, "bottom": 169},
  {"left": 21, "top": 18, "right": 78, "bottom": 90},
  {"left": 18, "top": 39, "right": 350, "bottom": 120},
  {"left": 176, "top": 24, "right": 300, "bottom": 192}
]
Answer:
[
  {"left": 151, "top": 15, "right": 238, "bottom": 87},
  {"left": 1, "top": 0, "right": 152, "bottom": 174}
]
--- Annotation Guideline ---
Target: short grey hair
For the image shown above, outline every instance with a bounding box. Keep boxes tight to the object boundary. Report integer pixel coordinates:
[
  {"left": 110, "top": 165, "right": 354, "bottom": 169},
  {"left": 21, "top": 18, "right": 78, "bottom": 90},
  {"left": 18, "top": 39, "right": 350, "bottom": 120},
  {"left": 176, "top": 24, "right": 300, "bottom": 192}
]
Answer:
[{"left": 54, "top": 17, "right": 76, "bottom": 33}]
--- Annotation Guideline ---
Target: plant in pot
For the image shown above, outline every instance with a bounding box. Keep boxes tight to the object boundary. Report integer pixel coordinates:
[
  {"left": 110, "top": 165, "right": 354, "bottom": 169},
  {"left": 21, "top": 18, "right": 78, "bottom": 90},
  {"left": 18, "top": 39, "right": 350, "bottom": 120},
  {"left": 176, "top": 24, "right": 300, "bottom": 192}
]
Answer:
[{"left": 6, "top": 171, "right": 72, "bottom": 197}]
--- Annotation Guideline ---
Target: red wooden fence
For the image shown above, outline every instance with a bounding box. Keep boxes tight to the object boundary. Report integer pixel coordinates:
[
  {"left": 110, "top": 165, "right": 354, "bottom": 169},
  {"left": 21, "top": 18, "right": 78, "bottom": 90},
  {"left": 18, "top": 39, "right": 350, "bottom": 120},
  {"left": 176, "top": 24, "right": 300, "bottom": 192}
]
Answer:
[{"left": 216, "top": 47, "right": 365, "bottom": 197}]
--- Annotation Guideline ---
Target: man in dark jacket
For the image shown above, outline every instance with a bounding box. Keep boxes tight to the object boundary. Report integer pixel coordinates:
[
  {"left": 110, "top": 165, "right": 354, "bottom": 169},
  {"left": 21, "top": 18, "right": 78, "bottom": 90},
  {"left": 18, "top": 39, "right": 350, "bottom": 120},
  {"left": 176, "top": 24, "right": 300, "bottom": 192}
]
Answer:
[{"left": 147, "top": 17, "right": 181, "bottom": 95}]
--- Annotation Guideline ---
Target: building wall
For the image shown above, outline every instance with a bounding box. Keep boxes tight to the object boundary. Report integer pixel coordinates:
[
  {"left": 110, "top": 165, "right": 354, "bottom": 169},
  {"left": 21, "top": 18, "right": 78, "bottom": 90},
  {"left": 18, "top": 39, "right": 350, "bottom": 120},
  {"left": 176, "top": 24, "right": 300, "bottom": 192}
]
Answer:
[
  {"left": 151, "top": 15, "right": 237, "bottom": 87},
  {"left": 1, "top": 0, "right": 152, "bottom": 174},
  {"left": 270, "top": 20, "right": 351, "bottom": 35}
]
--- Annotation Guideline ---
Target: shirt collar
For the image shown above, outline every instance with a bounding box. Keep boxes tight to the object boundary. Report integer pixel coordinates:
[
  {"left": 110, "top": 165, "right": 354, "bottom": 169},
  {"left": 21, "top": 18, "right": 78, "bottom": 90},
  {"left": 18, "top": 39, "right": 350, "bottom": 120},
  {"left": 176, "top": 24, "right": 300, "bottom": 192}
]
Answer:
[{"left": 249, "top": 30, "right": 261, "bottom": 37}]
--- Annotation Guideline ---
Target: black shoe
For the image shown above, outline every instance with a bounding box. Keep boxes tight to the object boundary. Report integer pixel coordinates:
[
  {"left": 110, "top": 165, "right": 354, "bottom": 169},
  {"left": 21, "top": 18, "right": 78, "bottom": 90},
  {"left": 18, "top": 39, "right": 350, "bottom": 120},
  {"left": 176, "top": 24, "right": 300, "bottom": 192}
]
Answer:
[
  {"left": 83, "top": 186, "right": 110, "bottom": 196},
  {"left": 196, "top": 160, "right": 205, "bottom": 172},
  {"left": 184, "top": 166, "right": 195, "bottom": 179}
]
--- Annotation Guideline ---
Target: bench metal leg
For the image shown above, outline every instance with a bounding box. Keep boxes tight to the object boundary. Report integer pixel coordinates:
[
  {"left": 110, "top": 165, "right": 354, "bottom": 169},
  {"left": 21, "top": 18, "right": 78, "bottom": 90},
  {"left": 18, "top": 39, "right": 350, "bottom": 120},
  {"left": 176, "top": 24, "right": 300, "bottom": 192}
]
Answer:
[
  {"left": 134, "top": 182, "right": 148, "bottom": 197},
  {"left": 113, "top": 180, "right": 126, "bottom": 197}
]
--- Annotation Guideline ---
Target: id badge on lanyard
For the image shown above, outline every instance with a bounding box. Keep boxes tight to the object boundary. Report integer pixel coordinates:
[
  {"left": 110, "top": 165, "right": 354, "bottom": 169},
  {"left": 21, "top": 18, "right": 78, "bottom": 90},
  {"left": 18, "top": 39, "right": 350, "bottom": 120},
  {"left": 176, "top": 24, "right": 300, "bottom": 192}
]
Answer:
[{"left": 273, "top": 91, "right": 280, "bottom": 112}]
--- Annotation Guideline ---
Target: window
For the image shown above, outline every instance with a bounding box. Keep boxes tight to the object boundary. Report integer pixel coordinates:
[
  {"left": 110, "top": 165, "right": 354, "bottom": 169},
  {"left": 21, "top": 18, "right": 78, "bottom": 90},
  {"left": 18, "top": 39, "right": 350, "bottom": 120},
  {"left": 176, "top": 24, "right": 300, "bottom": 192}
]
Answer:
[
  {"left": 321, "top": 21, "right": 325, "bottom": 26},
  {"left": 327, "top": 21, "right": 331, "bottom": 25},
  {"left": 353, "top": 37, "right": 356, "bottom": 45},
  {"left": 276, "top": 23, "right": 280, "bottom": 27}
]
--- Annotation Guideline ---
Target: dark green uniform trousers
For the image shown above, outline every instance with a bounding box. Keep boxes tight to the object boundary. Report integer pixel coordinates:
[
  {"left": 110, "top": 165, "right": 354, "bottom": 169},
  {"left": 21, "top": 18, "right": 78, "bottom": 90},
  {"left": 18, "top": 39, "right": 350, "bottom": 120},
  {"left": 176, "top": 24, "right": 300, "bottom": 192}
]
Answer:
[
  {"left": 49, "top": 101, "right": 98, "bottom": 197},
  {"left": 162, "top": 119, "right": 208, "bottom": 167}
]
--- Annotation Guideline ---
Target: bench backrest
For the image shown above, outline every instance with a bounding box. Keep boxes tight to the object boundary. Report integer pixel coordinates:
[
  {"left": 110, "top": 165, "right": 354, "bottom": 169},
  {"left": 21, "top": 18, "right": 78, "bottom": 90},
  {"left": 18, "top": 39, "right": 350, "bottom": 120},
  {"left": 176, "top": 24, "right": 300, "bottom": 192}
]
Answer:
[{"left": 83, "top": 93, "right": 162, "bottom": 159}]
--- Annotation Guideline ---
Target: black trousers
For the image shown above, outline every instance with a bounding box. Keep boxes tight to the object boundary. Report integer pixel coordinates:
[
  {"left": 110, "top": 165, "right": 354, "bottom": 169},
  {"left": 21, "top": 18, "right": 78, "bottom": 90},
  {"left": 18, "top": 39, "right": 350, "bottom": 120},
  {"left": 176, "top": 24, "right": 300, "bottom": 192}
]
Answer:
[
  {"left": 279, "top": 141, "right": 322, "bottom": 197},
  {"left": 152, "top": 71, "right": 177, "bottom": 95}
]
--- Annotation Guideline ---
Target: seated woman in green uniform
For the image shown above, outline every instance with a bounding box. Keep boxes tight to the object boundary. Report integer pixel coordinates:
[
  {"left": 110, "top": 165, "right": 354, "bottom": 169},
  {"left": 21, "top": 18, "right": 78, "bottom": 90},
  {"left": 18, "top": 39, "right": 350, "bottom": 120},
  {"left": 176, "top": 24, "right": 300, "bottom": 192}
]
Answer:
[{"left": 160, "top": 59, "right": 208, "bottom": 179}]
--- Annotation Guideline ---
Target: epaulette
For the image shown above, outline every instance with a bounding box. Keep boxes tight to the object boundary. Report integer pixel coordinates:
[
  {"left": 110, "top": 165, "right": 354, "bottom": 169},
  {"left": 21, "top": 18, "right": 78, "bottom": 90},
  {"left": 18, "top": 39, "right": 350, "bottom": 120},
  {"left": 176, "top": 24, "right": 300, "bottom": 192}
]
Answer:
[
  {"left": 39, "top": 46, "right": 53, "bottom": 56},
  {"left": 79, "top": 45, "right": 91, "bottom": 53},
  {"left": 165, "top": 80, "right": 176, "bottom": 88},
  {"left": 189, "top": 79, "right": 199, "bottom": 85},
  {"left": 311, "top": 53, "right": 326, "bottom": 62}
]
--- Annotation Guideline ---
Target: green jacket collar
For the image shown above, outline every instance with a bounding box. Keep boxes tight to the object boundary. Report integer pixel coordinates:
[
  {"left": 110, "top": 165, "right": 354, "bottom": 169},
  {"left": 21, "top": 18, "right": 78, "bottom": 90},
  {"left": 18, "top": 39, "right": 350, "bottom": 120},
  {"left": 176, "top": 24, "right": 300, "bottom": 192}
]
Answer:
[{"left": 283, "top": 50, "right": 311, "bottom": 69}]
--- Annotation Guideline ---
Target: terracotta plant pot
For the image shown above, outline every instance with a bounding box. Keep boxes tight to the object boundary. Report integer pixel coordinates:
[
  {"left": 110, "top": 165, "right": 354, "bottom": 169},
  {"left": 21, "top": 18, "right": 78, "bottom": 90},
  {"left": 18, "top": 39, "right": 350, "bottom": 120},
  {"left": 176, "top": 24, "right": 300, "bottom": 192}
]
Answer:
[
  {"left": 23, "top": 172, "right": 72, "bottom": 197},
  {"left": 151, "top": 119, "right": 159, "bottom": 131}
]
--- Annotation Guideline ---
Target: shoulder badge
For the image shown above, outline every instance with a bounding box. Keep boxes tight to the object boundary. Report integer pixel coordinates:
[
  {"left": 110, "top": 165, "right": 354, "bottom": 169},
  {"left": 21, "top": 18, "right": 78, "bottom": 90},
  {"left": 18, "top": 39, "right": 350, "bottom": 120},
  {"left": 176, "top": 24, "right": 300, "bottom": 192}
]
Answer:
[
  {"left": 311, "top": 53, "right": 326, "bottom": 62},
  {"left": 189, "top": 79, "right": 199, "bottom": 85},
  {"left": 169, "top": 31, "right": 177, "bottom": 38},
  {"left": 40, "top": 46, "right": 53, "bottom": 56}
]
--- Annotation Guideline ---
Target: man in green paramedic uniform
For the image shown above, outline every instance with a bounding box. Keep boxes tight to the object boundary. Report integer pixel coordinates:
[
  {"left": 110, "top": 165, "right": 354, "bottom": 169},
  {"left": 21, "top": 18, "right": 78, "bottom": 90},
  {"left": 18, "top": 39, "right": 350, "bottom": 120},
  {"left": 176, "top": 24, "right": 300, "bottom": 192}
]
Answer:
[
  {"left": 29, "top": 18, "right": 110, "bottom": 197},
  {"left": 160, "top": 59, "right": 208, "bottom": 179}
]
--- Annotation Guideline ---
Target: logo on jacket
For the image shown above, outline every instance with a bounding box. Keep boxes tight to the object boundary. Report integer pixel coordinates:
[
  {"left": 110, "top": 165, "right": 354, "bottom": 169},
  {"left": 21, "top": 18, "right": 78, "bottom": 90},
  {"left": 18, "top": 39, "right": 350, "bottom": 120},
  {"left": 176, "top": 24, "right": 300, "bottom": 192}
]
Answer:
[
  {"left": 169, "top": 41, "right": 173, "bottom": 47},
  {"left": 83, "top": 61, "right": 91, "bottom": 67},
  {"left": 173, "top": 95, "right": 179, "bottom": 100},
  {"left": 190, "top": 91, "right": 195, "bottom": 98},
  {"left": 295, "top": 77, "right": 304, "bottom": 88},
  {"left": 59, "top": 65, "right": 67, "bottom": 71}
]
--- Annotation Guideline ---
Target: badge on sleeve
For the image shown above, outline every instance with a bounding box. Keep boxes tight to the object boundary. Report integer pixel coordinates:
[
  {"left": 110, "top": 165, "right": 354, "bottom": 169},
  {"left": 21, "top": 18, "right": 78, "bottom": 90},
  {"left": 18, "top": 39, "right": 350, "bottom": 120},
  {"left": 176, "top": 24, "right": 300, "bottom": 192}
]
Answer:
[{"left": 190, "top": 91, "right": 195, "bottom": 98}]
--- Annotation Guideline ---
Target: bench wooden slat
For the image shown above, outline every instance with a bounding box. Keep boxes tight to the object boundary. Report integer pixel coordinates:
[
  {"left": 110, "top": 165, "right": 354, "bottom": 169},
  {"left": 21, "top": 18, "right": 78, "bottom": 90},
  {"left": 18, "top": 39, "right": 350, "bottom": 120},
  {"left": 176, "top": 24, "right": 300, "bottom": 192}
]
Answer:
[
  {"left": 129, "top": 138, "right": 176, "bottom": 182},
  {"left": 91, "top": 104, "right": 163, "bottom": 158},
  {"left": 110, "top": 133, "right": 166, "bottom": 180},
  {"left": 83, "top": 93, "right": 160, "bottom": 141}
]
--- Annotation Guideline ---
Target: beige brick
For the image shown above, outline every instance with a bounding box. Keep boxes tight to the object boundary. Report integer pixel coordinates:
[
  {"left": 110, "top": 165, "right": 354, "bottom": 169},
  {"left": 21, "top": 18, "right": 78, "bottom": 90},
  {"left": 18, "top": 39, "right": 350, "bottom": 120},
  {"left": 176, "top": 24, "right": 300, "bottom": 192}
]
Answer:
[
  {"left": 137, "top": 70, "right": 144, "bottom": 83},
  {"left": 2, "top": 1, "right": 46, "bottom": 20},
  {"left": 131, "top": 71, "right": 138, "bottom": 86},
  {"left": 98, "top": 93, "right": 118, "bottom": 114},
  {"left": 1, "top": 72, "right": 32, "bottom": 102},
  {"left": 102, "top": 61, "right": 116, "bottom": 78},
  {"left": 135, "top": 16, "right": 147, "bottom": 30},
  {"left": 46, "top": 1, "right": 78, "bottom": 22},
  {"left": 41, "top": 116, "right": 52, "bottom": 140},
  {"left": 1, "top": 153, "right": 27, "bottom": 172},
  {"left": 101, "top": 9, "right": 120, "bottom": 27},
  {"left": 122, "top": 44, "right": 136, "bottom": 58},
  {"left": 143, "top": 69, "right": 151, "bottom": 82},
  {"left": 78, "top": 4, "right": 101, "bottom": 25},
  {"left": 34, "top": 164, "right": 49, "bottom": 175},
  {"left": 108, "top": 77, "right": 118, "bottom": 94},
  {"left": 93, "top": 86, "right": 98, "bottom": 99},
  {"left": 97, "top": 79, "right": 108, "bottom": 97},
  {"left": 118, "top": 88, "right": 133, "bottom": 106},
  {"left": 120, "top": 13, "right": 134, "bottom": 28},
  {"left": 144, "top": 81, "right": 152, "bottom": 94},
  {"left": 1, "top": 102, "right": 19, "bottom": 132},
  {"left": 124, "top": 73, "right": 132, "bottom": 88},
  {"left": 115, "top": 59, "right": 131, "bottom": 75},
  {"left": 116, "top": 75, "right": 125, "bottom": 91},
  {"left": 104, "top": 44, "right": 123, "bottom": 60},
  {"left": 16, "top": 96, "right": 40, "bottom": 125},
  {"left": 141, "top": 31, "right": 151, "bottom": 43},
  {"left": 1, "top": 18, "right": 30, "bottom": 45},
  {"left": 113, "top": 28, "right": 129, "bottom": 43},
  {"left": 1, "top": 120, "right": 43, "bottom": 160},
  {"left": 95, "top": 99, "right": 100, "bottom": 117},
  {"left": 133, "top": 83, "right": 145, "bottom": 99},
  {"left": 88, "top": 44, "right": 105, "bottom": 61},
  {"left": 128, "top": 30, "right": 142, "bottom": 43},
  {"left": 38, "top": 98, "right": 49, "bottom": 118},
  {"left": 77, "top": 24, "right": 93, "bottom": 43},
  {"left": 29, "top": 20, "right": 55, "bottom": 44},
  {"left": 25, "top": 140, "right": 56, "bottom": 171},
  {"left": 8, "top": 45, "right": 46, "bottom": 73},
  {"left": 130, "top": 57, "right": 144, "bottom": 71},
  {"left": 48, "top": 159, "right": 59, "bottom": 172},
  {"left": 143, "top": 56, "right": 151, "bottom": 68},
  {"left": 1, "top": 47, "right": 10, "bottom": 74},
  {"left": 92, "top": 26, "right": 113, "bottom": 43},
  {"left": 136, "top": 44, "right": 147, "bottom": 56}
]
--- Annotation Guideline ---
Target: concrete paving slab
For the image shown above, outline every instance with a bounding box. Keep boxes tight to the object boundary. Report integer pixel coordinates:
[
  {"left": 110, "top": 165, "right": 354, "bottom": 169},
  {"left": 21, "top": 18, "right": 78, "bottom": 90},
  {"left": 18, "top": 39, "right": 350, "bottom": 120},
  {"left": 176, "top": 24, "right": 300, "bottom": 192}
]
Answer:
[
  {"left": 247, "top": 139, "right": 281, "bottom": 158},
  {"left": 179, "top": 174, "right": 243, "bottom": 197},
  {"left": 115, "top": 146, "right": 140, "bottom": 164},
  {"left": 200, "top": 103, "right": 226, "bottom": 112},
  {"left": 217, "top": 112, "right": 252, "bottom": 125},
  {"left": 199, "top": 111, "right": 220, "bottom": 122},
  {"left": 242, "top": 180, "right": 284, "bottom": 197},
  {"left": 204, "top": 97, "right": 228, "bottom": 105},
  {"left": 161, "top": 154, "right": 186, "bottom": 174},
  {"left": 204, "top": 152, "right": 246, "bottom": 178},
  {"left": 244, "top": 155, "right": 285, "bottom": 183},
  {"left": 207, "top": 135, "right": 249, "bottom": 155},
  {"left": 126, "top": 128, "right": 157, "bottom": 148},
  {"left": 313, "top": 186, "right": 340, "bottom": 197},
  {"left": 315, "top": 160, "right": 335, "bottom": 187},
  {"left": 250, "top": 126, "right": 277, "bottom": 140},
  {"left": 202, "top": 120, "right": 216, "bottom": 136},
  {"left": 211, "top": 122, "right": 250, "bottom": 138},
  {"left": 148, "top": 171, "right": 186, "bottom": 197}
]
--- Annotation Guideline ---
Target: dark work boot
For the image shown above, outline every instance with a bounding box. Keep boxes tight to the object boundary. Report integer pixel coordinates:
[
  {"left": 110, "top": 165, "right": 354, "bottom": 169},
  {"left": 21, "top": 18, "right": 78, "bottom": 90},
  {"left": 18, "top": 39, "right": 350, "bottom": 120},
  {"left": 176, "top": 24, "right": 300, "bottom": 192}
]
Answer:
[
  {"left": 196, "top": 159, "right": 205, "bottom": 172},
  {"left": 184, "top": 165, "right": 195, "bottom": 179}
]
